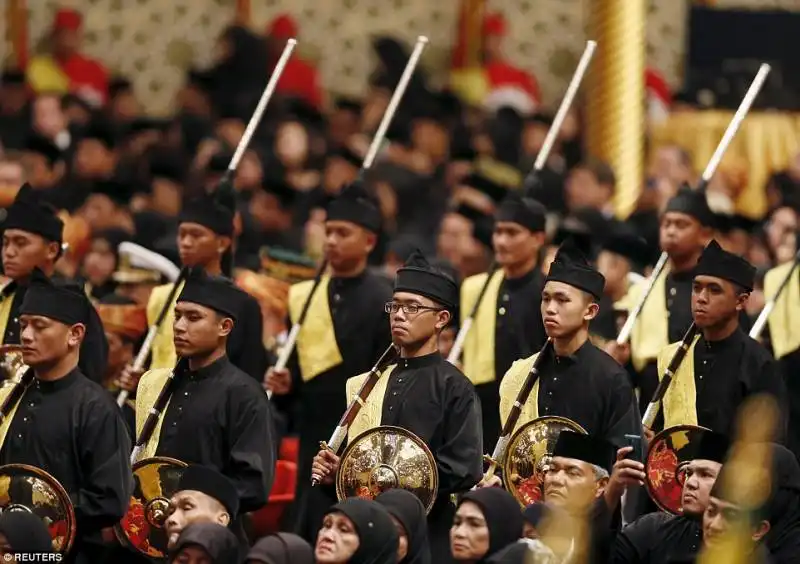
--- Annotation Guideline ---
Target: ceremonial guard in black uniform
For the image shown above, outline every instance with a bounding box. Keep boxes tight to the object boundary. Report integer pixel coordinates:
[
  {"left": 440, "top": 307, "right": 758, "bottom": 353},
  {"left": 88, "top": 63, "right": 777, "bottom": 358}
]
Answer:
[
  {"left": 651, "top": 240, "right": 786, "bottom": 437},
  {"left": 499, "top": 240, "right": 640, "bottom": 444},
  {"left": 0, "top": 270, "right": 132, "bottom": 563},
  {"left": 311, "top": 250, "right": 483, "bottom": 561},
  {"left": 266, "top": 183, "right": 393, "bottom": 539},
  {"left": 135, "top": 269, "right": 275, "bottom": 535},
  {"left": 1, "top": 184, "right": 108, "bottom": 382},
  {"left": 459, "top": 193, "right": 548, "bottom": 448}
]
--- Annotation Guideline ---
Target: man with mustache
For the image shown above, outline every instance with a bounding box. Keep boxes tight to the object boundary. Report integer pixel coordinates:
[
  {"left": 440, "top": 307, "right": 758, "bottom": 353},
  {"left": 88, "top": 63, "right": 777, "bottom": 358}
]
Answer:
[
  {"left": 0, "top": 269, "right": 132, "bottom": 563},
  {"left": 133, "top": 269, "right": 275, "bottom": 546},
  {"left": 310, "top": 250, "right": 483, "bottom": 561},
  {"left": 650, "top": 239, "right": 785, "bottom": 439},
  {"left": 0, "top": 183, "right": 108, "bottom": 383},
  {"left": 610, "top": 430, "right": 730, "bottom": 564},
  {"left": 458, "top": 192, "right": 548, "bottom": 450},
  {"left": 264, "top": 182, "right": 393, "bottom": 542}
]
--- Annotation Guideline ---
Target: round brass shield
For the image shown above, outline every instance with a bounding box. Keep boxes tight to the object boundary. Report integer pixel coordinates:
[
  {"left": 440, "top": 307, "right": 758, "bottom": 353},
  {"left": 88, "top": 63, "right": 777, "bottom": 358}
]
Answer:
[
  {"left": 115, "top": 456, "right": 188, "bottom": 559},
  {"left": 336, "top": 426, "right": 438, "bottom": 514},
  {"left": 0, "top": 463, "right": 76, "bottom": 554},
  {"left": 0, "top": 345, "right": 26, "bottom": 382},
  {"left": 646, "top": 425, "right": 710, "bottom": 515},
  {"left": 504, "top": 416, "right": 587, "bottom": 507}
]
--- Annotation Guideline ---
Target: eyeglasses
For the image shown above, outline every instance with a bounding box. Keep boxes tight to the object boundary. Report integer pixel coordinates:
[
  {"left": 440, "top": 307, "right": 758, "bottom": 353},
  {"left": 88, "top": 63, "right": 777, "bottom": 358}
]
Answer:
[{"left": 384, "top": 302, "right": 444, "bottom": 315}]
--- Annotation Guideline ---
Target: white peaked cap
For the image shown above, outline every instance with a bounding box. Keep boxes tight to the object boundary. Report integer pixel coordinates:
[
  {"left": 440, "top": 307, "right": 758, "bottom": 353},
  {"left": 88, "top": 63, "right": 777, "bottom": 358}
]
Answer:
[{"left": 117, "top": 241, "right": 181, "bottom": 282}]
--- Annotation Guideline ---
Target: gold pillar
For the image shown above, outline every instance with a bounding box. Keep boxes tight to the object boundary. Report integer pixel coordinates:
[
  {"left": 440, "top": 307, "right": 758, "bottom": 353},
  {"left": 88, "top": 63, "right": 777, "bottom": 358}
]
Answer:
[{"left": 585, "top": 0, "right": 646, "bottom": 219}]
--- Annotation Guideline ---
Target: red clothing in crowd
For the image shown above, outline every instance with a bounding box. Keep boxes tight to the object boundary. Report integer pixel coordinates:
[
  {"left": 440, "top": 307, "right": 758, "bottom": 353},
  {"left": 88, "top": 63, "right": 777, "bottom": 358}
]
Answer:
[{"left": 267, "top": 14, "right": 324, "bottom": 109}]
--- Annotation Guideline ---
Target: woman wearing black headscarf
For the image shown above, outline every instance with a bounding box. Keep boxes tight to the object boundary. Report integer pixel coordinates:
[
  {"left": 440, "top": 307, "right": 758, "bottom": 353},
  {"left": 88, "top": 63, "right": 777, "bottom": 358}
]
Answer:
[
  {"left": 376, "top": 489, "right": 431, "bottom": 564},
  {"left": 168, "top": 522, "right": 241, "bottom": 563},
  {"left": 246, "top": 532, "right": 314, "bottom": 564},
  {"left": 763, "top": 445, "right": 800, "bottom": 564},
  {"left": 451, "top": 488, "right": 524, "bottom": 563},
  {"left": 315, "top": 498, "right": 399, "bottom": 564}
]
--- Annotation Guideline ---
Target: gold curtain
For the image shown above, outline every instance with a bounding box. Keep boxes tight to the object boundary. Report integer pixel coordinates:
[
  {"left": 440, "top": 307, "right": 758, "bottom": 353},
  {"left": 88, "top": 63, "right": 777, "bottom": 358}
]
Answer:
[{"left": 585, "top": 0, "right": 646, "bottom": 219}]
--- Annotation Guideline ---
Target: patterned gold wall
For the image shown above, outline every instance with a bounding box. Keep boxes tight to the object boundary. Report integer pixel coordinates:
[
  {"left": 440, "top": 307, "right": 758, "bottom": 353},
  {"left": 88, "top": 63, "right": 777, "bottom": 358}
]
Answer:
[{"left": 21, "top": 0, "right": 800, "bottom": 115}]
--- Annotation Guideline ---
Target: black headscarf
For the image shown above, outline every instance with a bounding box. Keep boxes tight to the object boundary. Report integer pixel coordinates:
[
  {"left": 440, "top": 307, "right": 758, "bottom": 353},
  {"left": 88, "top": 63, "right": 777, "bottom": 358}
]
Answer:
[
  {"left": 376, "top": 489, "right": 431, "bottom": 564},
  {"left": 459, "top": 488, "right": 524, "bottom": 560},
  {"left": 169, "top": 522, "right": 240, "bottom": 563},
  {"left": 324, "top": 498, "right": 399, "bottom": 564},
  {"left": 763, "top": 445, "right": 800, "bottom": 564},
  {"left": 246, "top": 532, "right": 314, "bottom": 564},
  {"left": 0, "top": 512, "right": 53, "bottom": 553}
]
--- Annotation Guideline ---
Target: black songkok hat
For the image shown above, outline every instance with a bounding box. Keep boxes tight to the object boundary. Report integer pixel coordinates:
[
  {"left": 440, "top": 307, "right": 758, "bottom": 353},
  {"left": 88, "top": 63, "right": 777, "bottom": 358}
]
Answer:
[
  {"left": 452, "top": 203, "right": 494, "bottom": 250},
  {"left": 495, "top": 193, "right": 546, "bottom": 233},
  {"left": 664, "top": 185, "right": 716, "bottom": 227},
  {"left": 326, "top": 180, "right": 381, "bottom": 233},
  {"left": 687, "top": 430, "right": 731, "bottom": 464},
  {"left": 695, "top": 239, "right": 756, "bottom": 291},
  {"left": 545, "top": 239, "right": 606, "bottom": 300},
  {"left": 394, "top": 249, "right": 459, "bottom": 311},
  {"left": 262, "top": 175, "right": 297, "bottom": 209},
  {"left": 177, "top": 464, "right": 240, "bottom": 517},
  {"left": 177, "top": 269, "right": 243, "bottom": 321},
  {"left": 24, "top": 134, "right": 63, "bottom": 165},
  {"left": 178, "top": 193, "right": 234, "bottom": 236},
  {"left": 20, "top": 269, "right": 89, "bottom": 326},
  {"left": 552, "top": 431, "right": 616, "bottom": 474},
  {"left": 600, "top": 220, "right": 652, "bottom": 268},
  {"left": 2, "top": 184, "right": 63, "bottom": 243}
]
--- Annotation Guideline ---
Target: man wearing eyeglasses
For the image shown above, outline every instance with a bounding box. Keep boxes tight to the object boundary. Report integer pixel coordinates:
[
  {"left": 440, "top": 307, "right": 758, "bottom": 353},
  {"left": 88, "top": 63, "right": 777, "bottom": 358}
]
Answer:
[{"left": 311, "top": 250, "right": 483, "bottom": 562}]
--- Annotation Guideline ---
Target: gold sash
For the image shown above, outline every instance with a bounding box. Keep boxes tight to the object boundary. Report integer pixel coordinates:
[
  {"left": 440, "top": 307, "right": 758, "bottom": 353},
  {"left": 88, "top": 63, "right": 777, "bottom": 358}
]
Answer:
[
  {"left": 498, "top": 353, "right": 542, "bottom": 435},
  {"left": 615, "top": 266, "right": 670, "bottom": 372},
  {"left": 0, "top": 384, "right": 23, "bottom": 450},
  {"left": 655, "top": 337, "right": 700, "bottom": 428},
  {"left": 461, "top": 270, "right": 505, "bottom": 385},
  {"left": 134, "top": 368, "right": 173, "bottom": 461},
  {"left": 146, "top": 282, "right": 185, "bottom": 370},
  {"left": 288, "top": 275, "right": 343, "bottom": 381},
  {"left": 763, "top": 262, "right": 800, "bottom": 359},
  {"left": 0, "top": 292, "right": 14, "bottom": 345},
  {"left": 344, "top": 366, "right": 397, "bottom": 442}
]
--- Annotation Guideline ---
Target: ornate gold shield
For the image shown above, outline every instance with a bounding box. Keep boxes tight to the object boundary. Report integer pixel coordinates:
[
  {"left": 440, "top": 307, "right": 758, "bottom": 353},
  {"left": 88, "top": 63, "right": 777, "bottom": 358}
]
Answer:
[
  {"left": 645, "top": 425, "right": 710, "bottom": 514},
  {"left": 115, "top": 456, "right": 187, "bottom": 559},
  {"left": 0, "top": 463, "right": 76, "bottom": 554},
  {"left": 504, "top": 416, "right": 587, "bottom": 506},
  {"left": 336, "top": 426, "right": 438, "bottom": 513}
]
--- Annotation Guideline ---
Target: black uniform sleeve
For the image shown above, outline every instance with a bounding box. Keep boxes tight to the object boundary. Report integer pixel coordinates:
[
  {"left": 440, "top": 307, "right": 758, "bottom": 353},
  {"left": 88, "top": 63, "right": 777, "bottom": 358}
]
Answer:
[
  {"left": 73, "top": 395, "right": 133, "bottom": 531},
  {"left": 224, "top": 381, "right": 277, "bottom": 513},
  {"left": 229, "top": 293, "right": 269, "bottom": 382},
  {"left": 436, "top": 379, "right": 483, "bottom": 494}
]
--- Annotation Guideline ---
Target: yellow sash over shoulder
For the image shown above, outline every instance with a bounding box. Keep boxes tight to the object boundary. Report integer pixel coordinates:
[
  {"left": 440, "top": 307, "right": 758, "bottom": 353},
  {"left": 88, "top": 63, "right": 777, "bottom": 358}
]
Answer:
[
  {"left": 146, "top": 282, "right": 185, "bottom": 370},
  {"left": 655, "top": 337, "right": 700, "bottom": 428},
  {"left": 0, "top": 290, "right": 15, "bottom": 344},
  {"left": 615, "top": 266, "right": 670, "bottom": 372},
  {"left": 461, "top": 270, "right": 504, "bottom": 386},
  {"left": 344, "top": 366, "right": 397, "bottom": 442},
  {"left": 0, "top": 384, "right": 23, "bottom": 450},
  {"left": 288, "top": 275, "right": 343, "bottom": 381},
  {"left": 498, "top": 354, "right": 542, "bottom": 435},
  {"left": 134, "top": 368, "right": 174, "bottom": 461},
  {"left": 764, "top": 262, "right": 800, "bottom": 359}
]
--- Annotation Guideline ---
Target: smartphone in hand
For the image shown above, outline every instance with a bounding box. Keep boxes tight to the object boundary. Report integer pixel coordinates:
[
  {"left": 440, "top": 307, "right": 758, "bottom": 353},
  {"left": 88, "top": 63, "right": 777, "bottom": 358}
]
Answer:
[{"left": 624, "top": 434, "right": 644, "bottom": 463}]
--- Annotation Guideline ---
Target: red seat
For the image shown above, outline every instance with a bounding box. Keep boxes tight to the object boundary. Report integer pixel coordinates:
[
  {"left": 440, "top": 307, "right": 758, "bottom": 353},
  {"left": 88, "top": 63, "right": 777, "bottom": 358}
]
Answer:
[
  {"left": 279, "top": 436, "right": 299, "bottom": 463},
  {"left": 250, "top": 460, "right": 297, "bottom": 538}
]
